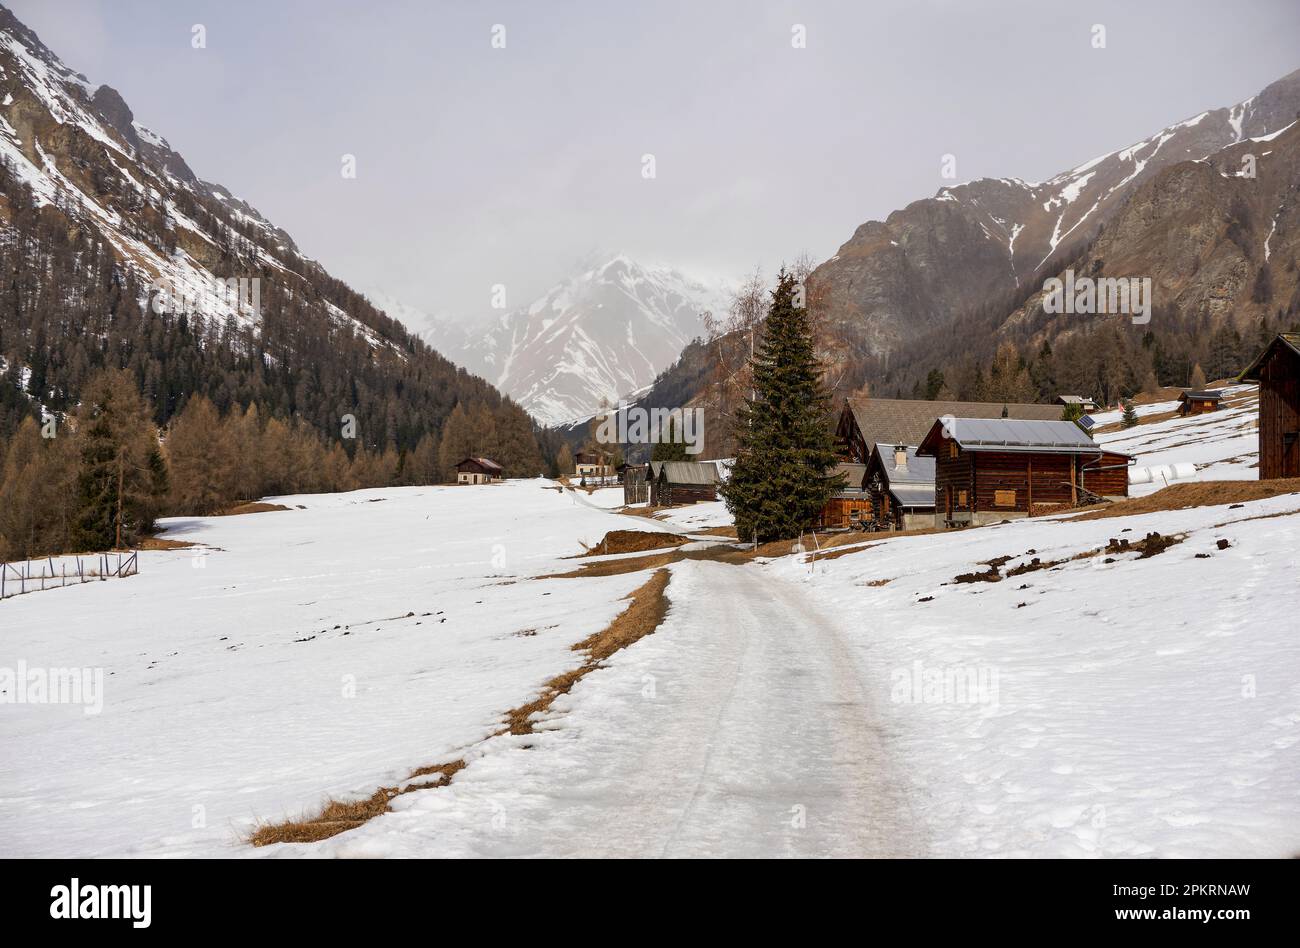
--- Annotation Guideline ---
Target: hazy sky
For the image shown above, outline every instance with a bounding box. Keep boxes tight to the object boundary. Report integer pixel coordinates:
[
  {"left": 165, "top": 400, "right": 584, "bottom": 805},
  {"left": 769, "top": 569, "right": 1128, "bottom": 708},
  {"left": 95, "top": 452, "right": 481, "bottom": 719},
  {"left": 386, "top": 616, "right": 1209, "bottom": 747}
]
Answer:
[{"left": 9, "top": 0, "right": 1300, "bottom": 321}]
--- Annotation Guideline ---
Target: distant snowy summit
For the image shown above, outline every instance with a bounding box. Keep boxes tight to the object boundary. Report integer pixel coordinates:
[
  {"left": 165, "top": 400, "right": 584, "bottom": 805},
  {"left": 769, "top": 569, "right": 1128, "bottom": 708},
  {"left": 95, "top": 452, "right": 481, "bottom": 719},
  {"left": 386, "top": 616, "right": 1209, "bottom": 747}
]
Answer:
[{"left": 374, "top": 255, "right": 733, "bottom": 427}]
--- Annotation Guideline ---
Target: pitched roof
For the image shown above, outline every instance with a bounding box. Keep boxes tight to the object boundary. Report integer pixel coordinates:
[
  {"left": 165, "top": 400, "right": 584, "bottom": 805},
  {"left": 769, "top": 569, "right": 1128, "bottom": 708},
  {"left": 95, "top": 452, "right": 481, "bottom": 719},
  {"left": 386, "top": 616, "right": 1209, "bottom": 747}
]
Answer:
[
  {"left": 457, "top": 456, "right": 503, "bottom": 472},
  {"left": 655, "top": 460, "right": 720, "bottom": 485},
  {"left": 1240, "top": 333, "right": 1300, "bottom": 381},
  {"left": 918, "top": 418, "right": 1102, "bottom": 456},
  {"left": 889, "top": 483, "right": 936, "bottom": 508},
  {"left": 1179, "top": 389, "right": 1225, "bottom": 401},
  {"left": 869, "top": 443, "right": 936, "bottom": 486},
  {"left": 1056, "top": 394, "right": 1096, "bottom": 405},
  {"left": 831, "top": 462, "right": 867, "bottom": 492},
  {"left": 843, "top": 397, "right": 1061, "bottom": 448}
]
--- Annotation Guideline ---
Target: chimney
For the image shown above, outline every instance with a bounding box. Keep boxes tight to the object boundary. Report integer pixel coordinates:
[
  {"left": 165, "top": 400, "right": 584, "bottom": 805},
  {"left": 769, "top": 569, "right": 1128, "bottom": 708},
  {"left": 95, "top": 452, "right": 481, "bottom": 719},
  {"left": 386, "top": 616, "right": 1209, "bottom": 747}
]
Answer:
[{"left": 893, "top": 445, "right": 908, "bottom": 472}]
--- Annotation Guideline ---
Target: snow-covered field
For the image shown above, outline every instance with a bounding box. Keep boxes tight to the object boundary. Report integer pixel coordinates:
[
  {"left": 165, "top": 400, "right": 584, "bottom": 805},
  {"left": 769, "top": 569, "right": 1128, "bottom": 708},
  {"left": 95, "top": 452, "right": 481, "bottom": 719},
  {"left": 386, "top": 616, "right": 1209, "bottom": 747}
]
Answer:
[
  {"left": 1096, "top": 385, "right": 1259, "bottom": 495},
  {"left": 0, "top": 480, "right": 655, "bottom": 857},
  {"left": 278, "top": 489, "right": 1300, "bottom": 858},
  {"left": 5, "top": 400, "right": 1296, "bottom": 859},
  {"left": 804, "top": 493, "right": 1300, "bottom": 856}
]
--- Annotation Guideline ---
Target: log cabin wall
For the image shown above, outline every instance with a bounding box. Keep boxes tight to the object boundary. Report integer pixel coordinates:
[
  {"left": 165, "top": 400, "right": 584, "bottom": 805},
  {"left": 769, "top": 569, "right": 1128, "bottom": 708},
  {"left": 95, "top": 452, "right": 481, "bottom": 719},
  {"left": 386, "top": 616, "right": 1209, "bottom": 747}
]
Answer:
[
  {"left": 1082, "top": 452, "right": 1131, "bottom": 498},
  {"left": 968, "top": 450, "right": 1078, "bottom": 514},
  {"left": 934, "top": 440, "right": 975, "bottom": 519},
  {"left": 1257, "top": 347, "right": 1300, "bottom": 479},
  {"left": 659, "top": 482, "right": 717, "bottom": 506}
]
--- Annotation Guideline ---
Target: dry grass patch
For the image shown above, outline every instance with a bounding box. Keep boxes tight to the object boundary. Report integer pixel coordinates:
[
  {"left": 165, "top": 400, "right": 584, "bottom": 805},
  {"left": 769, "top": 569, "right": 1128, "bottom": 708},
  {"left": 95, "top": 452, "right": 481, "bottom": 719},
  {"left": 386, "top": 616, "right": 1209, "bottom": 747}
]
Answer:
[
  {"left": 250, "top": 570, "right": 672, "bottom": 847},
  {"left": 503, "top": 568, "right": 670, "bottom": 735},
  {"left": 1074, "top": 480, "right": 1300, "bottom": 521},
  {"left": 136, "top": 536, "right": 198, "bottom": 551},
  {"left": 578, "top": 529, "right": 688, "bottom": 557},
  {"left": 249, "top": 760, "right": 466, "bottom": 846},
  {"left": 218, "top": 501, "right": 292, "bottom": 517}
]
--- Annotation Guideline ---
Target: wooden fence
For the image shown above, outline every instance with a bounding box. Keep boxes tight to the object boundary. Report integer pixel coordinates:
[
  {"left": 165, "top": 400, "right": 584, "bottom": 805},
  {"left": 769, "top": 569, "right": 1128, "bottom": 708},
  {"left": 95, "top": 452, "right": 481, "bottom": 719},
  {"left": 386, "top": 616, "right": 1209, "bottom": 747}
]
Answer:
[{"left": 0, "top": 552, "right": 139, "bottom": 601}]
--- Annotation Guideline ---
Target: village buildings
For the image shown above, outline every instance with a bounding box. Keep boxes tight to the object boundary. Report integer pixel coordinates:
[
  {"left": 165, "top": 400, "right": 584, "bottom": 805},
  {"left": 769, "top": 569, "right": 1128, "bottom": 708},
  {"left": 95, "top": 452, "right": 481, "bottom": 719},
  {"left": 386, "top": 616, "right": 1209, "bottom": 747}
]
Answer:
[{"left": 574, "top": 451, "right": 616, "bottom": 481}]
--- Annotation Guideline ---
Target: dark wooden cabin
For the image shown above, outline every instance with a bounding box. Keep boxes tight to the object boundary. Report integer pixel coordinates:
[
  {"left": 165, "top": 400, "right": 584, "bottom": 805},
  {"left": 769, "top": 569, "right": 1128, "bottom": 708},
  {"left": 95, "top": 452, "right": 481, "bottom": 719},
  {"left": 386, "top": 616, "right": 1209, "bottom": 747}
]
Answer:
[
  {"left": 1177, "top": 390, "right": 1224, "bottom": 416},
  {"left": 1241, "top": 333, "right": 1300, "bottom": 479},
  {"left": 815, "top": 463, "right": 870, "bottom": 529},
  {"left": 649, "top": 461, "right": 720, "bottom": 507},
  {"left": 835, "top": 397, "right": 1062, "bottom": 465},
  {"left": 917, "top": 418, "right": 1130, "bottom": 527},
  {"left": 456, "top": 457, "right": 503, "bottom": 484}
]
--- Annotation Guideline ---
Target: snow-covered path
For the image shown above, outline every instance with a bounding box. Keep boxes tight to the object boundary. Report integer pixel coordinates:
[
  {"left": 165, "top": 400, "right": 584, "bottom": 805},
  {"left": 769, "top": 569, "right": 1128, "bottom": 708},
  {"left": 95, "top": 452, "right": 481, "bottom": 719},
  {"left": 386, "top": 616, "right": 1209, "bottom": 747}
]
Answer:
[{"left": 300, "top": 559, "right": 921, "bottom": 858}]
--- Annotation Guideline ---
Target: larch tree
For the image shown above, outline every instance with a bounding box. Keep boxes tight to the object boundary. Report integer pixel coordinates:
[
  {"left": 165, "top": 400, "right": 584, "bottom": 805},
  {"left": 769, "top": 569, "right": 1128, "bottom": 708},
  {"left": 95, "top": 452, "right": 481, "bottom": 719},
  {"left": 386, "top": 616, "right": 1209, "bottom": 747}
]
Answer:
[
  {"left": 555, "top": 442, "right": 574, "bottom": 478},
  {"left": 71, "top": 369, "right": 168, "bottom": 551},
  {"left": 166, "top": 395, "right": 235, "bottom": 515}
]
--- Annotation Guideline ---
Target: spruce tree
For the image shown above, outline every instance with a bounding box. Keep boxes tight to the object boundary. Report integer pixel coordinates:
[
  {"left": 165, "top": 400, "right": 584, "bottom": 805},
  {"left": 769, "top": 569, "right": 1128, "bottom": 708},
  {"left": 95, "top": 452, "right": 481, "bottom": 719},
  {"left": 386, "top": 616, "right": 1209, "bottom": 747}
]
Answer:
[
  {"left": 1122, "top": 399, "right": 1139, "bottom": 428},
  {"left": 721, "top": 269, "right": 841, "bottom": 543}
]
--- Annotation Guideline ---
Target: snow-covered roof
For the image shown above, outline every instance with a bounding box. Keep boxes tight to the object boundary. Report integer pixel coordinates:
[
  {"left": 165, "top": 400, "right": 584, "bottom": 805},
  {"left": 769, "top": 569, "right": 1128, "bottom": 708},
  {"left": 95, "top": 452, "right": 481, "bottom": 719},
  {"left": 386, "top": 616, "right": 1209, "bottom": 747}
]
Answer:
[{"left": 920, "top": 418, "right": 1102, "bottom": 455}]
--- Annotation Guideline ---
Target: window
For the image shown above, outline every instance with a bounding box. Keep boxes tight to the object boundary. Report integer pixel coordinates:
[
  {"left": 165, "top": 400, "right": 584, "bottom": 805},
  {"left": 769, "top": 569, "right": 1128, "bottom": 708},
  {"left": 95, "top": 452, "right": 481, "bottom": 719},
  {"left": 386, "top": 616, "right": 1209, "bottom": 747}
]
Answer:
[
  {"left": 957, "top": 490, "right": 968, "bottom": 507},
  {"left": 949, "top": 441, "right": 959, "bottom": 458}
]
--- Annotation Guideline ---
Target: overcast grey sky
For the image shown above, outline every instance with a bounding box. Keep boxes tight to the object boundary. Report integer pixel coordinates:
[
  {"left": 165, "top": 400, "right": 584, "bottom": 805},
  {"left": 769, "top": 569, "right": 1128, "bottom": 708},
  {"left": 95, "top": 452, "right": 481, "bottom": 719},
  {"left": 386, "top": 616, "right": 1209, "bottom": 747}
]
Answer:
[{"left": 9, "top": 0, "right": 1300, "bottom": 320}]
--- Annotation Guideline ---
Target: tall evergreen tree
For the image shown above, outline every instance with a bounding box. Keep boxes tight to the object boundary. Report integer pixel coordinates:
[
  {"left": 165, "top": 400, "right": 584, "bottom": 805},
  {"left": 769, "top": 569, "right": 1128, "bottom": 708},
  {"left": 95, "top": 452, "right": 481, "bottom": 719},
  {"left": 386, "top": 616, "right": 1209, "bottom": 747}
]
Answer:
[{"left": 721, "top": 269, "right": 840, "bottom": 543}]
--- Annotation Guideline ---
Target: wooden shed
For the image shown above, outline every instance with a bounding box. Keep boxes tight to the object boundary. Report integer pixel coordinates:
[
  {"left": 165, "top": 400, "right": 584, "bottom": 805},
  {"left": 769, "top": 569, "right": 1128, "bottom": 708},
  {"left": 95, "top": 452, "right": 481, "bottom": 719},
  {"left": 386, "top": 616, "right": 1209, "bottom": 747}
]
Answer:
[
  {"left": 456, "top": 457, "right": 503, "bottom": 484},
  {"left": 863, "top": 443, "right": 937, "bottom": 531},
  {"left": 815, "top": 462, "right": 870, "bottom": 529},
  {"left": 649, "top": 460, "right": 720, "bottom": 507},
  {"left": 1240, "top": 332, "right": 1300, "bottom": 479},
  {"left": 1177, "top": 390, "right": 1224, "bottom": 416},
  {"left": 622, "top": 463, "right": 650, "bottom": 505},
  {"left": 917, "top": 418, "right": 1130, "bottom": 527}
]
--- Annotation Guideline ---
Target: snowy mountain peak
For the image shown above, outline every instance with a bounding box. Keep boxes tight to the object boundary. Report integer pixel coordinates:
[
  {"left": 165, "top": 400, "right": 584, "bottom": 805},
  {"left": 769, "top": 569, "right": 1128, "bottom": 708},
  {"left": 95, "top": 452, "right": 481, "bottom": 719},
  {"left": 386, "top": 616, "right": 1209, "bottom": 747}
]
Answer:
[{"left": 431, "top": 255, "right": 732, "bottom": 427}]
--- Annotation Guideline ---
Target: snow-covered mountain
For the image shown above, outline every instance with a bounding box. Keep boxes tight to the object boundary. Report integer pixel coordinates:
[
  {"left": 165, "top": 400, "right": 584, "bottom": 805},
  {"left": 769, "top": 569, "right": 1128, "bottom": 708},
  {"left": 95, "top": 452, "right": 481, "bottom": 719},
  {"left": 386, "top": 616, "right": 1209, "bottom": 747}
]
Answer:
[
  {"left": 433, "top": 255, "right": 731, "bottom": 427},
  {"left": 809, "top": 68, "right": 1300, "bottom": 356},
  {"left": 0, "top": 3, "right": 527, "bottom": 453}
]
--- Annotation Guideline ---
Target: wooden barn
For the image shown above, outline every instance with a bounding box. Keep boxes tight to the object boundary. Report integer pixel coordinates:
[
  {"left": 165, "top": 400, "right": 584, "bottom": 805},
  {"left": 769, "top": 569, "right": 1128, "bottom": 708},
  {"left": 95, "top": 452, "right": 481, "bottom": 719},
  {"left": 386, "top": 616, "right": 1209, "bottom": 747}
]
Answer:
[
  {"left": 622, "top": 463, "right": 650, "bottom": 505},
  {"left": 1240, "top": 332, "right": 1300, "bottom": 479},
  {"left": 815, "top": 462, "right": 870, "bottom": 529},
  {"left": 917, "top": 418, "right": 1130, "bottom": 527},
  {"left": 1177, "top": 390, "right": 1224, "bottom": 416},
  {"left": 456, "top": 457, "right": 503, "bottom": 484},
  {"left": 835, "top": 397, "right": 1062, "bottom": 465},
  {"left": 863, "top": 443, "right": 937, "bottom": 531},
  {"left": 648, "top": 460, "right": 720, "bottom": 507}
]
